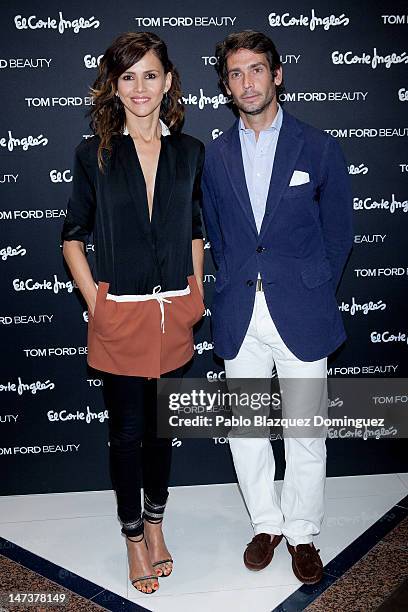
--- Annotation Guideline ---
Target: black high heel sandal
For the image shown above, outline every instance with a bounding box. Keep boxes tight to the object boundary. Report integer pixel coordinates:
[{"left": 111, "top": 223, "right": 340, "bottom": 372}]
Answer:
[
  {"left": 143, "top": 495, "right": 173, "bottom": 577},
  {"left": 125, "top": 533, "right": 159, "bottom": 594},
  {"left": 151, "top": 556, "right": 173, "bottom": 577}
]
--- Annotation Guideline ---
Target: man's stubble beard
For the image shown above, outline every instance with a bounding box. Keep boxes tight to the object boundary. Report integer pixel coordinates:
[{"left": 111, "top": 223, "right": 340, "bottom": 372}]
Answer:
[{"left": 235, "top": 90, "right": 275, "bottom": 116}]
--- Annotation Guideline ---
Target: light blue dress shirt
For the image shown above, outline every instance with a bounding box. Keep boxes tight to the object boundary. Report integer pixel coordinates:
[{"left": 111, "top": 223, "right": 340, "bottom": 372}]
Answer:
[{"left": 239, "top": 104, "right": 283, "bottom": 233}]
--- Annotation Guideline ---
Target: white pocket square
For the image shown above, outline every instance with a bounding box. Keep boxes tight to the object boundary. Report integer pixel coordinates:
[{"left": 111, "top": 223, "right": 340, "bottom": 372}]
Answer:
[{"left": 289, "top": 170, "right": 310, "bottom": 186}]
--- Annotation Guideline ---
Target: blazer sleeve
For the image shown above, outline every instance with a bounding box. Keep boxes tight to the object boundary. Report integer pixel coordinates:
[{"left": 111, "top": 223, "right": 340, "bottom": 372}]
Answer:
[
  {"left": 202, "top": 151, "right": 223, "bottom": 269},
  {"left": 61, "top": 142, "right": 96, "bottom": 244},
  {"left": 192, "top": 142, "right": 205, "bottom": 240},
  {"left": 318, "top": 136, "right": 354, "bottom": 290}
]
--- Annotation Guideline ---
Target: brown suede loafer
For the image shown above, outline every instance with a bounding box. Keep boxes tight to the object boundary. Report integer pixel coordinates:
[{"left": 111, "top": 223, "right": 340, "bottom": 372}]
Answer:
[
  {"left": 244, "top": 533, "right": 283, "bottom": 571},
  {"left": 286, "top": 542, "right": 323, "bottom": 584}
]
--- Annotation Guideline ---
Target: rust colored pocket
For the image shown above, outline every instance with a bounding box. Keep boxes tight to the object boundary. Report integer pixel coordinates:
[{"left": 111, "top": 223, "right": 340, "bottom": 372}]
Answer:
[
  {"left": 188, "top": 275, "right": 205, "bottom": 325},
  {"left": 92, "top": 281, "right": 110, "bottom": 334},
  {"left": 88, "top": 295, "right": 162, "bottom": 377}
]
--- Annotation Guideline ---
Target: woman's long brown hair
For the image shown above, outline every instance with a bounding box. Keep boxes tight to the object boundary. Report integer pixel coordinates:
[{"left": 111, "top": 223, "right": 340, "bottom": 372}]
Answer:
[{"left": 90, "top": 31, "right": 184, "bottom": 170}]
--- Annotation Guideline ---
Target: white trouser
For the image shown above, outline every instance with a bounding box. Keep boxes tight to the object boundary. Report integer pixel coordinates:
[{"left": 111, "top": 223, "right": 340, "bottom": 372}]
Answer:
[{"left": 224, "top": 292, "right": 327, "bottom": 546}]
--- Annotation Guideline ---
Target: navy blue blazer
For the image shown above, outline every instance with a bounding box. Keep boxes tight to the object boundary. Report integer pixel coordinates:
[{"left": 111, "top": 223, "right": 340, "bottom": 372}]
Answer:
[{"left": 202, "top": 110, "right": 353, "bottom": 362}]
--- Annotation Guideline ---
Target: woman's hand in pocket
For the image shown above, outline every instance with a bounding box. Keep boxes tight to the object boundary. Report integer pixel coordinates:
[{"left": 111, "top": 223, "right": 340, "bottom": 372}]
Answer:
[
  {"left": 88, "top": 286, "right": 98, "bottom": 317},
  {"left": 196, "top": 278, "right": 204, "bottom": 301}
]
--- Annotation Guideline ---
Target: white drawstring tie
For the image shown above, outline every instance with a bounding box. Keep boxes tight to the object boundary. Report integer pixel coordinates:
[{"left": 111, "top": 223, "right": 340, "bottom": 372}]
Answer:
[
  {"left": 152, "top": 286, "right": 172, "bottom": 333},
  {"left": 105, "top": 283, "right": 191, "bottom": 334}
]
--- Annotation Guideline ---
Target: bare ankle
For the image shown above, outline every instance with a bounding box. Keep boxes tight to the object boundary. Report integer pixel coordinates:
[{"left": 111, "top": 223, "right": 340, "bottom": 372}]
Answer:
[{"left": 126, "top": 533, "right": 144, "bottom": 543}]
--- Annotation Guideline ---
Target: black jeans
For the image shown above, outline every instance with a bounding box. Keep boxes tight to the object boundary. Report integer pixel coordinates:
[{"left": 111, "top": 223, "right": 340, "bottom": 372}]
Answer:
[{"left": 102, "top": 367, "right": 183, "bottom": 537}]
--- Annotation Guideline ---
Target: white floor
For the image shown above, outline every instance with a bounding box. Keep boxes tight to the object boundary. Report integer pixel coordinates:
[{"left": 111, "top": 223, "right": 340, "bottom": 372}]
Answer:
[{"left": 0, "top": 474, "right": 407, "bottom": 612}]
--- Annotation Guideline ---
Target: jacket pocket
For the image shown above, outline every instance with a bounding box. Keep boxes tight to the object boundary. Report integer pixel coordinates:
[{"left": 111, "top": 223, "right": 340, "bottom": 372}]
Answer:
[
  {"left": 92, "top": 282, "right": 110, "bottom": 333},
  {"left": 283, "top": 182, "right": 314, "bottom": 199},
  {"left": 301, "top": 259, "right": 332, "bottom": 289},
  {"left": 188, "top": 275, "right": 205, "bottom": 324}
]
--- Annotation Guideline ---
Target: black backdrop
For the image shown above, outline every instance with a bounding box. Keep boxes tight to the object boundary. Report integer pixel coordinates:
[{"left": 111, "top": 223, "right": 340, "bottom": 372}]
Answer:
[{"left": 1, "top": 0, "right": 407, "bottom": 495}]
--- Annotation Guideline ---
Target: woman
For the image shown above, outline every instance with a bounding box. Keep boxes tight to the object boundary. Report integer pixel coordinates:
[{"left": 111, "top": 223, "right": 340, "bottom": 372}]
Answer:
[{"left": 62, "top": 32, "right": 205, "bottom": 594}]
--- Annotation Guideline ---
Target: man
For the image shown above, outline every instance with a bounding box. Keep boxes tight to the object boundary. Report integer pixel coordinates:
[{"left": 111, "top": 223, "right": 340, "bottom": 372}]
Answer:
[{"left": 202, "top": 31, "right": 353, "bottom": 584}]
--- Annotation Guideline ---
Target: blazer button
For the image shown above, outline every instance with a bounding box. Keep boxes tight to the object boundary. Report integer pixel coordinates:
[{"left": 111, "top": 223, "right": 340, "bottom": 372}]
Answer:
[
  {"left": 246, "top": 280, "right": 254, "bottom": 287},
  {"left": 256, "top": 246, "right": 265, "bottom": 253}
]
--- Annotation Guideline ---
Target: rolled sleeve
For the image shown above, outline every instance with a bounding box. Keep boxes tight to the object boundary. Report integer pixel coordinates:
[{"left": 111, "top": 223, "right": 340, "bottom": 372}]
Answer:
[{"left": 62, "top": 142, "right": 96, "bottom": 244}]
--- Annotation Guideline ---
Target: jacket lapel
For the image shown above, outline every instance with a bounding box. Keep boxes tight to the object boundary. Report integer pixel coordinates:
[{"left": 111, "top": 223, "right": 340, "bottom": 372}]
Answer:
[
  {"left": 220, "top": 120, "right": 257, "bottom": 235},
  {"left": 259, "top": 111, "right": 304, "bottom": 237},
  {"left": 118, "top": 136, "right": 151, "bottom": 237},
  {"left": 153, "top": 135, "right": 177, "bottom": 230},
  {"left": 117, "top": 135, "right": 176, "bottom": 239}
]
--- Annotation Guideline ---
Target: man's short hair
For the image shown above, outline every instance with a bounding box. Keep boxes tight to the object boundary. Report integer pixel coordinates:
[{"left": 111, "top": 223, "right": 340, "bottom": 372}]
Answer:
[{"left": 215, "top": 30, "right": 283, "bottom": 96}]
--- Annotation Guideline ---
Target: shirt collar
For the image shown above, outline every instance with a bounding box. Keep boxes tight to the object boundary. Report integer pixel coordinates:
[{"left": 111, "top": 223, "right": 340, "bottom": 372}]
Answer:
[
  {"left": 123, "top": 119, "right": 170, "bottom": 137},
  {"left": 239, "top": 104, "right": 283, "bottom": 135}
]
